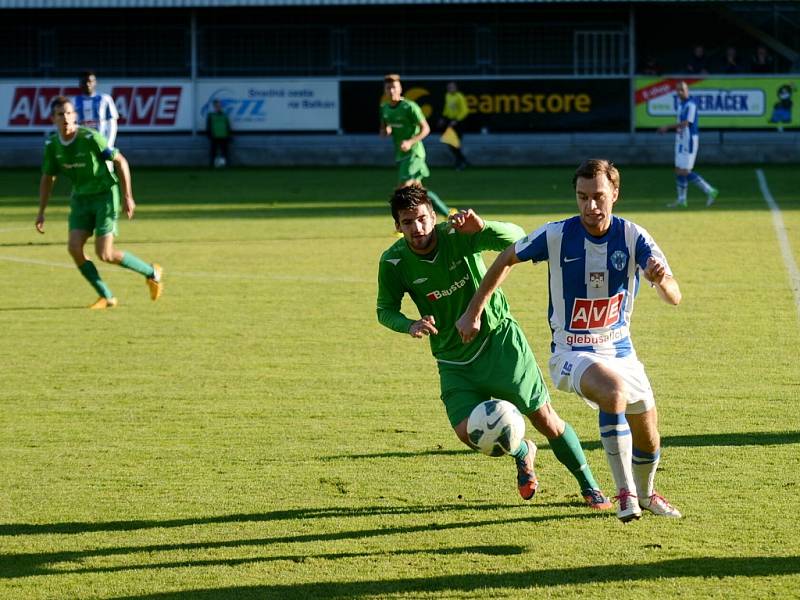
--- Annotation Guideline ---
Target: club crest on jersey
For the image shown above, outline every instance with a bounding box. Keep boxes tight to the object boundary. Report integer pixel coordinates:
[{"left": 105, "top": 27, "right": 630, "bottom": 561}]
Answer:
[
  {"left": 610, "top": 250, "right": 628, "bottom": 271},
  {"left": 570, "top": 292, "right": 624, "bottom": 329},
  {"left": 589, "top": 272, "right": 605, "bottom": 288}
]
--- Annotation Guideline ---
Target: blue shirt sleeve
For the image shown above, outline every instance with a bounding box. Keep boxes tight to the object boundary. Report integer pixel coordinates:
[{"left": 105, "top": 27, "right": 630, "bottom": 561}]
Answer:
[{"left": 514, "top": 224, "right": 549, "bottom": 263}]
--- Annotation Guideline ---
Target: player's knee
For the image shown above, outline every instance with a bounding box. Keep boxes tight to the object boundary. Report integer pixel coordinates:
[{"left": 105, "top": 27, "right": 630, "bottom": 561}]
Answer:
[{"left": 66, "top": 243, "right": 84, "bottom": 260}]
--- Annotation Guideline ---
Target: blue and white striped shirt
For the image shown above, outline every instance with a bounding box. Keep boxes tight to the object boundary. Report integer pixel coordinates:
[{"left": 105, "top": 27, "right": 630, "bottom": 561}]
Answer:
[{"left": 515, "top": 215, "right": 671, "bottom": 358}]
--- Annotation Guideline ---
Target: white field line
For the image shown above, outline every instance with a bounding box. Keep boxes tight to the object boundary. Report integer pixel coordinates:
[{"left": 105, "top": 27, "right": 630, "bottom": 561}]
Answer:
[
  {"left": 0, "top": 226, "right": 32, "bottom": 233},
  {"left": 0, "top": 254, "right": 369, "bottom": 284},
  {"left": 756, "top": 168, "right": 800, "bottom": 323}
]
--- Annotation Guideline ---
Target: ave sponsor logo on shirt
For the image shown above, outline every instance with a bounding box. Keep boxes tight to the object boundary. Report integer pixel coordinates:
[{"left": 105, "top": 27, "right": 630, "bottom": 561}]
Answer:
[
  {"left": 569, "top": 292, "right": 624, "bottom": 330},
  {"left": 426, "top": 273, "right": 470, "bottom": 301}
]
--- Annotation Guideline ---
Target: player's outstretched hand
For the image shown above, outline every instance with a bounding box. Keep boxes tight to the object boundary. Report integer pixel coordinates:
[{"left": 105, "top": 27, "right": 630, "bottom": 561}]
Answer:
[
  {"left": 448, "top": 209, "right": 484, "bottom": 234},
  {"left": 409, "top": 315, "right": 438, "bottom": 338},
  {"left": 35, "top": 214, "right": 45, "bottom": 234},
  {"left": 643, "top": 256, "right": 667, "bottom": 286},
  {"left": 455, "top": 311, "right": 480, "bottom": 344}
]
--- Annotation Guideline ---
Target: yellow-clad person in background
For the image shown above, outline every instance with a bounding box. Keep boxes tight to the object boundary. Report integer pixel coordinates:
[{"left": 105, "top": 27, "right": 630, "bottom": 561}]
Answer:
[{"left": 439, "top": 81, "right": 470, "bottom": 170}]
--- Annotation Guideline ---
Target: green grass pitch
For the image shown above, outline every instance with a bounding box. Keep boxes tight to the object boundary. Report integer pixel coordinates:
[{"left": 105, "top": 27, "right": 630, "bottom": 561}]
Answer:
[{"left": 0, "top": 165, "right": 798, "bottom": 599}]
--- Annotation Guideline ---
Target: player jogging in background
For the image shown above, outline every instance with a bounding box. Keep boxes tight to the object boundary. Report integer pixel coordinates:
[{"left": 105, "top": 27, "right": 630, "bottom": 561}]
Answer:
[
  {"left": 380, "top": 74, "right": 451, "bottom": 217},
  {"left": 658, "top": 80, "right": 718, "bottom": 208},
  {"left": 458, "top": 159, "right": 683, "bottom": 523},
  {"left": 74, "top": 70, "right": 120, "bottom": 148},
  {"left": 377, "top": 185, "right": 612, "bottom": 510},
  {"left": 36, "top": 96, "right": 163, "bottom": 309}
]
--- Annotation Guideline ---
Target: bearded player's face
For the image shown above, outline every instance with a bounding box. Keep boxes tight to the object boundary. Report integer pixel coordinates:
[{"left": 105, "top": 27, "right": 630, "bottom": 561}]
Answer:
[{"left": 396, "top": 203, "right": 437, "bottom": 255}]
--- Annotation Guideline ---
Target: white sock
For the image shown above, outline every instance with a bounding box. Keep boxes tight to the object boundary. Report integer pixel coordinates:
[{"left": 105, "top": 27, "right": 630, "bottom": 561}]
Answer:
[
  {"left": 632, "top": 447, "right": 660, "bottom": 502},
  {"left": 599, "top": 411, "right": 636, "bottom": 494}
]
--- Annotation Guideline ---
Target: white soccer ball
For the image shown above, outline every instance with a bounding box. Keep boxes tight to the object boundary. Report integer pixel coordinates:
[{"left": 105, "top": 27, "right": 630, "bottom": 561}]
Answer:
[
  {"left": 214, "top": 156, "right": 227, "bottom": 168},
  {"left": 467, "top": 400, "right": 526, "bottom": 457}
]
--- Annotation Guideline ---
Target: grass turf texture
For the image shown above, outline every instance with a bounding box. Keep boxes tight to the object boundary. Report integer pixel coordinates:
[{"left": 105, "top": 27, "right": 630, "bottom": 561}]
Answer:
[{"left": 0, "top": 165, "right": 798, "bottom": 599}]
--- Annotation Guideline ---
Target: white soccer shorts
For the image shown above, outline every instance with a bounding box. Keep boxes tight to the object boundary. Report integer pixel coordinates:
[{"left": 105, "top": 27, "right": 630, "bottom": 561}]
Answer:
[
  {"left": 548, "top": 351, "right": 655, "bottom": 415},
  {"left": 674, "top": 134, "right": 699, "bottom": 170}
]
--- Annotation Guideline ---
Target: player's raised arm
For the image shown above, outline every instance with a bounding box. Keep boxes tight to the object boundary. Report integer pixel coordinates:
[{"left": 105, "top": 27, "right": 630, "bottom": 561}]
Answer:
[
  {"left": 456, "top": 244, "right": 522, "bottom": 343},
  {"left": 643, "top": 256, "right": 682, "bottom": 305}
]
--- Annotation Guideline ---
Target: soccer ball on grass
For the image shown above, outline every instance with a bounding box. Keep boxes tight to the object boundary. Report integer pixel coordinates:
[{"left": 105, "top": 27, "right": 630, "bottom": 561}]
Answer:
[{"left": 467, "top": 399, "right": 526, "bottom": 456}]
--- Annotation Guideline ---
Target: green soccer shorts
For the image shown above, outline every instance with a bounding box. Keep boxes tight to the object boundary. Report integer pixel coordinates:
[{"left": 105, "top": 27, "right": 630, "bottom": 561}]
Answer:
[
  {"left": 396, "top": 154, "right": 430, "bottom": 184},
  {"left": 68, "top": 186, "right": 120, "bottom": 237},
  {"left": 437, "top": 318, "right": 551, "bottom": 428}
]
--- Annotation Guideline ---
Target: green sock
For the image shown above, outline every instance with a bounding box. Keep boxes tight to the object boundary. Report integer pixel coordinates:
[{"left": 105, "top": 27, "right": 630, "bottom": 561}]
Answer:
[
  {"left": 120, "top": 252, "right": 155, "bottom": 278},
  {"left": 549, "top": 422, "right": 600, "bottom": 492},
  {"left": 78, "top": 260, "right": 113, "bottom": 299},
  {"left": 510, "top": 439, "right": 529, "bottom": 461},
  {"left": 426, "top": 189, "right": 451, "bottom": 217}
]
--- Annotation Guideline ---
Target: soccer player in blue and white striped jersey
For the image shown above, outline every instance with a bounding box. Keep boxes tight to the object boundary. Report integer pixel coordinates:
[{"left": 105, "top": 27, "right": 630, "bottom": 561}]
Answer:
[
  {"left": 457, "top": 159, "right": 683, "bottom": 522},
  {"left": 74, "top": 71, "right": 119, "bottom": 149},
  {"left": 658, "top": 81, "right": 718, "bottom": 208}
]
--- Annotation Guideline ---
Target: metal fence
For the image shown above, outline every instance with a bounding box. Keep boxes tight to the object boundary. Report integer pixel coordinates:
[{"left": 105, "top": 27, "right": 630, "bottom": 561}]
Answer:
[{"left": 0, "top": 17, "right": 630, "bottom": 78}]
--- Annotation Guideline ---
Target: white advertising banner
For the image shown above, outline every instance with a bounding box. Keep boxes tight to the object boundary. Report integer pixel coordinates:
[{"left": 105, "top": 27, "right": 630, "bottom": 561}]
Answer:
[
  {"left": 196, "top": 80, "right": 339, "bottom": 131},
  {"left": 0, "top": 80, "right": 193, "bottom": 132}
]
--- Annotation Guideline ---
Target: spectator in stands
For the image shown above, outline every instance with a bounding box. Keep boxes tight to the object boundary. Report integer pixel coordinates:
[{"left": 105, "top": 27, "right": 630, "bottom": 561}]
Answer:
[
  {"left": 641, "top": 55, "right": 663, "bottom": 76},
  {"left": 686, "top": 45, "right": 709, "bottom": 75},
  {"left": 721, "top": 46, "right": 742, "bottom": 74},
  {"left": 206, "top": 99, "right": 232, "bottom": 168},
  {"left": 74, "top": 71, "right": 119, "bottom": 149},
  {"left": 438, "top": 81, "right": 470, "bottom": 170},
  {"left": 750, "top": 45, "right": 775, "bottom": 74}
]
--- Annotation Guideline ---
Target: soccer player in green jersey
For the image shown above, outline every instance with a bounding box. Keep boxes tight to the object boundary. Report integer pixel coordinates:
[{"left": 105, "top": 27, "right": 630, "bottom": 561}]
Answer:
[
  {"left": 376, "top": 185, "right": 611, "bottom": 508},
  {"left": 36, "top": 96, "right": 163, "bottom": 309},
  {"left": 379, "top": 74, "right": 450, "bottom": 217}
]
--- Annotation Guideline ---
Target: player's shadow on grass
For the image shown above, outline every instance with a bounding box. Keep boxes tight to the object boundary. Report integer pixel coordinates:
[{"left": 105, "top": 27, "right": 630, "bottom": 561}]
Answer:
[
  {"left": 106, "top": 555, "right": 800, "bottom": 599},
  {"left": 0, "top": 502, "right": 507, "bottom": 537},
  {"left": 0, "top": 305, "right": 87, "bottom": 312},
  {"left": 572, "top": 430, "right": 800, "bottom": 453},
  {"left": 324, "top": 430, "right": 800, "bottom": 459},
  {"left": 0, "top": 511, "right": 597, "bottom": 580},
  {"left": 1, "top": 545, "right": 526, "bottom": 580}
]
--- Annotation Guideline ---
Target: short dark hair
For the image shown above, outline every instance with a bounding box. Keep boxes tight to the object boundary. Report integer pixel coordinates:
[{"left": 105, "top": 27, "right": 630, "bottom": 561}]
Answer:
[
  {"left": 390, "top": 184, "right": 432, "bottom": 223},
  {"left": 80, "top": 70, "right": 96, "bottom": 84},
  {"left": 572, "top": 159, "right": 620, "bottom": 191},
  {"left": 50, "top": 95, "right": 73, "bottom": 115},
  {"left": 384, "top": 73, "right": 401, "bottom": 85}
]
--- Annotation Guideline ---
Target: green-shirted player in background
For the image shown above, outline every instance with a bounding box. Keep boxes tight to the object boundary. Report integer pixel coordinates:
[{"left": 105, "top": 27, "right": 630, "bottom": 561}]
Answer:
[
  {"left": 36, "top": 96, "right": 163, "bottom": 309},
  {"left": 379, "top": 74, "right": 451, "bottom": 217},
  {"left": 376, "top": 185, "right": 612, "bottom": 508}
]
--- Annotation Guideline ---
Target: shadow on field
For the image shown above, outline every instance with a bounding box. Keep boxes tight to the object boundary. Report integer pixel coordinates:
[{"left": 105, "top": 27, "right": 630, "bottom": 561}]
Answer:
[
  {"left": 0, "top": 503, "right": 512, "bottom": 537},
  {"left": 107, "top": 555, "right": 800, "bottom": 599},
  {"left": 324, "top": 430, "right": 800, "bottom": 459},
  {"left": 0, "top": 305, "right": 86, "bottom": 312},
  {"left": 0, "top": 511, "right": 596, "bottom": 579}
]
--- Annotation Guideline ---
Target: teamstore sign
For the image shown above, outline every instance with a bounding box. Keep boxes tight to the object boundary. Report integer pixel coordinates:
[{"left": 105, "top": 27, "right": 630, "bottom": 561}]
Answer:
[{"left": 197, "top": 80, "right": 339, "bottom": 131}]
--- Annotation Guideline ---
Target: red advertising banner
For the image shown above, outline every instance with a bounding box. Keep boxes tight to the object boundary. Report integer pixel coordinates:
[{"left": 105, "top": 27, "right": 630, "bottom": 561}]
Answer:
[{"left": 0, "top": 81, "right": 192, "bottom": 131}]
